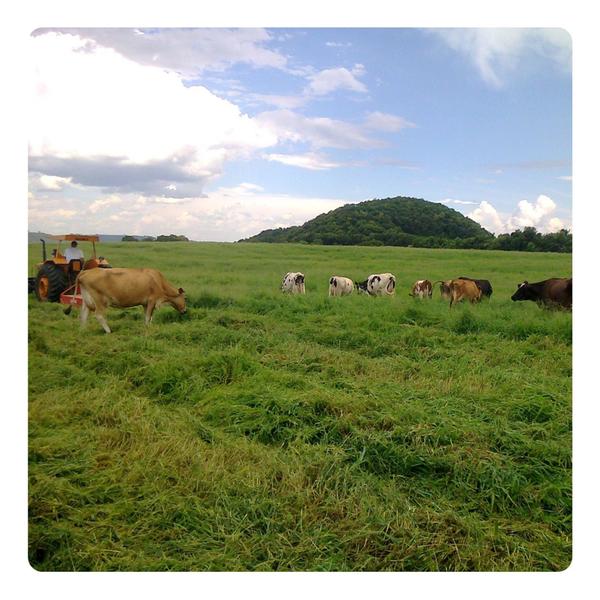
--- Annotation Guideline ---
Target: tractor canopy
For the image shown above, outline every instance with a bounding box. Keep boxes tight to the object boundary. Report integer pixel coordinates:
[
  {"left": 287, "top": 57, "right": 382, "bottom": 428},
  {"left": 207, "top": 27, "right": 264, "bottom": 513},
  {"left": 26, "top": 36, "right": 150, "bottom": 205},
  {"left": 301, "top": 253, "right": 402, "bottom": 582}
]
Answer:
[{"left": 48, "top": 234, "right": 100, "bottom": 242}]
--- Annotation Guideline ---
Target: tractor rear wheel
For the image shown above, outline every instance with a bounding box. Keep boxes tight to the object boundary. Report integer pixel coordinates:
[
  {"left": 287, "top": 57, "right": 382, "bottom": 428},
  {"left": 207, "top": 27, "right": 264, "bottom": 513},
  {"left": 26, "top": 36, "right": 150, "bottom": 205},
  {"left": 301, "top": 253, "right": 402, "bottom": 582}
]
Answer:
[{"left": 35, "top": 263, "right": 68, "bottom": 302}]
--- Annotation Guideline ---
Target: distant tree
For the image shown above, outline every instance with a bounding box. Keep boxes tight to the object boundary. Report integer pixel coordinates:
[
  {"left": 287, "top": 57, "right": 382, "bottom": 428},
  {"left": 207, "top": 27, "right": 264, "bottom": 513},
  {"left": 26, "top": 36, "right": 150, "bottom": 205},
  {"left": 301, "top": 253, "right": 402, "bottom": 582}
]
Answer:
[
  {"left": 156, "top": 234, "right": 190, "bottom": 242},
  {"left": 121, "top": 235, "right": 138, "bottom": 242}
]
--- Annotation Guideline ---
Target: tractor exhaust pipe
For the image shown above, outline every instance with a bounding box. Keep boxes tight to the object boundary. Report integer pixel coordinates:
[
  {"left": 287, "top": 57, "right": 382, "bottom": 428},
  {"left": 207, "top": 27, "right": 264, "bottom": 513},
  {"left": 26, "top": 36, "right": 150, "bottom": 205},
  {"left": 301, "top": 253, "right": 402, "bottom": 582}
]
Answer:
[{"left": 40, "top": 239, "right": 47, "bottom": 261}]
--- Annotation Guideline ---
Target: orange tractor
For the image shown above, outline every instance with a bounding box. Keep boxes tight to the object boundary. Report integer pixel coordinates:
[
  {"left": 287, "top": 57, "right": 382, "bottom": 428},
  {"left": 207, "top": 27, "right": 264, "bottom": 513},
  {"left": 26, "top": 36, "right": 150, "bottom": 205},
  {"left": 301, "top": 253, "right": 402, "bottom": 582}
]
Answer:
[{"left": 30, "top": 234, "right": 111, "bottom": 307}]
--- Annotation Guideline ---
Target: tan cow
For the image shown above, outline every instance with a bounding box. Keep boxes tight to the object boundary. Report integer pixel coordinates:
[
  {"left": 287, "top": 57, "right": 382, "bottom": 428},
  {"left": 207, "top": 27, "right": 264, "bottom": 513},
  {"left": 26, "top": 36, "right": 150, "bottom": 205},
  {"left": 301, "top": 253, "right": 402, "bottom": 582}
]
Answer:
[
  {"left": 448, "top": 278, "right": 481, "bottom": 308},
  {"left": 77, "top": 268, "right": 186, "bottom": 333},
  {"left": 329, "top": 276, "right": 354, "bottom": 296},
  {"left": 409, "top": 279, "right": 432, "bottom": 299},
  {"left": 433, "top": 280, "right": 453, "bottom": 301}
]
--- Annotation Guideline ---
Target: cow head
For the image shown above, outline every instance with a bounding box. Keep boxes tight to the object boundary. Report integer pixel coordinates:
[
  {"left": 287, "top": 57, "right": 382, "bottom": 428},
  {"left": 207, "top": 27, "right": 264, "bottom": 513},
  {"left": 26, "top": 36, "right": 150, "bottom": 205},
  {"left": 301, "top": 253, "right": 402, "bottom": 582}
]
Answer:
[
  {"left": 169, "top": 287, "right": 187, "bottom": 313},
  {"left": 511, "top": 281, "right": 532, "bottom": 302}
]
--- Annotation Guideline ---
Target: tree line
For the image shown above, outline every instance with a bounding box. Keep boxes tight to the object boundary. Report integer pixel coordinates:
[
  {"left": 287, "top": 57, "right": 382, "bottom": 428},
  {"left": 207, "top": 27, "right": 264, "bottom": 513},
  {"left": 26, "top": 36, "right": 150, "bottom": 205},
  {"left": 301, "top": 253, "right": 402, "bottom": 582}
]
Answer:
[{"left": 122, "top": 234, "right": 190, "bottom": 242}]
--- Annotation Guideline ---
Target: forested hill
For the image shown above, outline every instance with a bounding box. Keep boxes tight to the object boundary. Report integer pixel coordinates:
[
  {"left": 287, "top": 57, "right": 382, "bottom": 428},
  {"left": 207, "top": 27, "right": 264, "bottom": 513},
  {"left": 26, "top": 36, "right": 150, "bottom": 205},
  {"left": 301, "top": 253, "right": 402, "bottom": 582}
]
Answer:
[{"left": 239, "top": 196, "right": 494, "bottom": 249}]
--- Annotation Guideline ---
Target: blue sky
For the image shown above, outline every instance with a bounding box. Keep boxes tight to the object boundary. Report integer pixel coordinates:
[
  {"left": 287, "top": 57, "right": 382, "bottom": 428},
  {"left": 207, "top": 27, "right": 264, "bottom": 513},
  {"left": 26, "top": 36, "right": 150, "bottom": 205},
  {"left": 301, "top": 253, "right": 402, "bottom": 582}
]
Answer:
[{"left": 29, "top": 28, "right": 572, "bottom": 240}]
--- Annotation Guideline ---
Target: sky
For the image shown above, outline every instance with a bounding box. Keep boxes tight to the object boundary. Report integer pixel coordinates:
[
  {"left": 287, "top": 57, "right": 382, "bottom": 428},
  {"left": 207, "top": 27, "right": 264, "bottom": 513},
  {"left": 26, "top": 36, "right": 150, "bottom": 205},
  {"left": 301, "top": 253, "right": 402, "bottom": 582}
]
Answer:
[{"left": 28, "top": 27, "right": 572, "bottom": 241}]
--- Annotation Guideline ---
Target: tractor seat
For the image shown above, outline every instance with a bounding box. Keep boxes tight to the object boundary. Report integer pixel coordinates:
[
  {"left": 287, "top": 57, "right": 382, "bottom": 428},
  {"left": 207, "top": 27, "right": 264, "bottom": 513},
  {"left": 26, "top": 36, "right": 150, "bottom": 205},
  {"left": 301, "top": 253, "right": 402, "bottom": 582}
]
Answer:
[{"left": 67, "top": 258, "right": 83, "bottom": 274}]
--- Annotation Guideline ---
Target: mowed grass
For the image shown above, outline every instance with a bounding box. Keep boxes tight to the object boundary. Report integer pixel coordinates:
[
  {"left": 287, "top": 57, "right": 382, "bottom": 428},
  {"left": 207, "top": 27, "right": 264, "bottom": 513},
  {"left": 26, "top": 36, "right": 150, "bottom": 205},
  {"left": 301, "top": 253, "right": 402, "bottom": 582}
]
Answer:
[{"left": 28, "top": 242, "right": 572, "bottom": 571}]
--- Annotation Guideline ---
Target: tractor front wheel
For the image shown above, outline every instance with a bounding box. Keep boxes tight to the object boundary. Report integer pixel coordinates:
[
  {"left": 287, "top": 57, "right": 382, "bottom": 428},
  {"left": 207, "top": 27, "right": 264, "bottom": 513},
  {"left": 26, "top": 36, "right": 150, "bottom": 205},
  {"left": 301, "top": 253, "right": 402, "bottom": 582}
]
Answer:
[{"left": 35, "top": 263, "right": 68, "bottom": 302}]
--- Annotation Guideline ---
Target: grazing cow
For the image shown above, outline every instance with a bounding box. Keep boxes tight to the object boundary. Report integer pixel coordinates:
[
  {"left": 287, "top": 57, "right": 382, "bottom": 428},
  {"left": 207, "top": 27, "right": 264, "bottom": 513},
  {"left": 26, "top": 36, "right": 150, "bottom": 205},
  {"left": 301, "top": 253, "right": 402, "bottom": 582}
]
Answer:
[
  {"left": 511, "top": 278, "right": 572, "bottom": 310},
  {"left": 329, "top": 276, "right": 354, "bottom": 297},
  {"left": 409, "top": 279, "right": 433, "bottom": 299},
  {"left": 448, "top": 278, "right": 481, "bottom": 308},
  {"left": 77, "top": 267, "right": 186, "bottom": 333},
  {"left": 433, "top": 280, "right": 453, "bottom": 301},
  {"left": 281, "top": 272, "right": 306, "bottom": 294},
  {"left": 458, "top": 276, "right": 493, "bottom": 299},
  {"left": 356, "top": 273, "right": 396, "bottom": 296}
]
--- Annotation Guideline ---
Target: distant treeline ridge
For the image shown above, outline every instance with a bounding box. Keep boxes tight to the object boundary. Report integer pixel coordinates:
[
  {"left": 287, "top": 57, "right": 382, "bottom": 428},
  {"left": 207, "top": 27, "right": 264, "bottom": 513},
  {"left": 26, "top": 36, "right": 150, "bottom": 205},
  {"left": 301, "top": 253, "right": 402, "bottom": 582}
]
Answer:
[{"left": 239, "top": 196, "right": 572, "bottom": 253}]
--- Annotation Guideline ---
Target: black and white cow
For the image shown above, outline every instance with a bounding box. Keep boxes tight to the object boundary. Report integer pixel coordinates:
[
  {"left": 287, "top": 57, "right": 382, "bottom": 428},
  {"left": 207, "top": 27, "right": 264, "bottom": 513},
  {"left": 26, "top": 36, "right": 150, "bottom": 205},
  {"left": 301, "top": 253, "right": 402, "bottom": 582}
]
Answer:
[{"left": 281, "top": 272, "right": 306, "bottom": 294}]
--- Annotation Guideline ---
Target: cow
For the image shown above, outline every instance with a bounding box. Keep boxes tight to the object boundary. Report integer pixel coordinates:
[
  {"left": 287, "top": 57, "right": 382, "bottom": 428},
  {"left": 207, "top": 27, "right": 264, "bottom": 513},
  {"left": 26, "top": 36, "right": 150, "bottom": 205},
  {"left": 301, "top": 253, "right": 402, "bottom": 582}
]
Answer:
[
  {"left": 409, "top": 279, "right": 433, "bottom": 299},
  {"left": 356, "top": 273, "right": 396, "bottom": 296},
  {"left": 281, "top": 272, "right": 305, "bottom": 294},
  {"left": 458, "top": 276, "right": 493, "bottom": 299},
  {"left": 329, "top": 276, "right": 354, "bottom": 297},
  {"left": 448, "top": 278, "right": 481, "bottom": 308},
  {"left": 433, "top": 280, "right": 453, "bottom": 301},
  {"left": 76, "top": 267, "right": 186, "bottom": 333},
  {"left": 511, "top": 278, "right": 572, "bottom": 310}
]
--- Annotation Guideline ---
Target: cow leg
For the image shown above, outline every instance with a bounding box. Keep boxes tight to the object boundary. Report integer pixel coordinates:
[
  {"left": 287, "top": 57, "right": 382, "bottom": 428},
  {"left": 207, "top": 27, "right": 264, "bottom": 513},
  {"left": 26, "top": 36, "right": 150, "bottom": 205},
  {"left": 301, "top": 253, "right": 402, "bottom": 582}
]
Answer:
[
  {"left": 80, "top": 301, "right": 90, "bottom": 327},
  {"left": 94, "top": 307, "right": 111, "bottom": 333},
  {"left": 95, "top": 312, "right": 111, "bottom": 334},
  {"left": 145, "top": 300, "right": 156, "bottom": 325}
]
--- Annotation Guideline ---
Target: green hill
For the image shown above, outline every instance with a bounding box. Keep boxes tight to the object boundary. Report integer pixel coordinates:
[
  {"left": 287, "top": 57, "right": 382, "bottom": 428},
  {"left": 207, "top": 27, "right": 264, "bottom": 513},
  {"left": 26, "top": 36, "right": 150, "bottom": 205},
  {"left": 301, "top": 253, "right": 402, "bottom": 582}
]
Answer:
[{"left": 239, "top": 196, "right": 494, "bottom": 249}]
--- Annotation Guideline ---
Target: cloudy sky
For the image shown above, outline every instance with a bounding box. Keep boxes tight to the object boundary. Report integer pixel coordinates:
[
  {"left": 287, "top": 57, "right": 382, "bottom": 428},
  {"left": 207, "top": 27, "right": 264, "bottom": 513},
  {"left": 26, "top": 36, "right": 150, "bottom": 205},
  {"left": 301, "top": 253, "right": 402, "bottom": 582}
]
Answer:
[{"left": 29, "top": 28, "right": 572, "bottom": 241}]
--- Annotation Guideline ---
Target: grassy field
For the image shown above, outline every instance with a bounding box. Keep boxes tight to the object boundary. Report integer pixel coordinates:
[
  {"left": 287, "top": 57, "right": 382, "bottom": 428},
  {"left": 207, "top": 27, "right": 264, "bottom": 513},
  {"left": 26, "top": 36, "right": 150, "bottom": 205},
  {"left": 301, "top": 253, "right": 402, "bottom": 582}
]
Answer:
[{"left": 28, "top": 242, "right": 572, "bottom": 571}]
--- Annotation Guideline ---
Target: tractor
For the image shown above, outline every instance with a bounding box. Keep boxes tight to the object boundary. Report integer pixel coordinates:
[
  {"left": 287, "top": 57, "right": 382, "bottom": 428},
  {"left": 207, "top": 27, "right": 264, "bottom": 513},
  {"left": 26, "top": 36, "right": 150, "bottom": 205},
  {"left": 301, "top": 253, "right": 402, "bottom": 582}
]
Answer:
[{"left": 29, "top": 234, "right": 111, "bottom": 307}]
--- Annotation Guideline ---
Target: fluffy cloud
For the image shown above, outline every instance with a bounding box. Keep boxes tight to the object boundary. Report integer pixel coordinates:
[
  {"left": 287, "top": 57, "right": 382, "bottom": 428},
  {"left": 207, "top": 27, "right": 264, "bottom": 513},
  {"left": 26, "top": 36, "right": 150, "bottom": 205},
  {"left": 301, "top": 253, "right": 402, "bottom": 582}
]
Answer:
[
  {"left": 30, "top": 174, "right": 72, "bottom": 192},
  {"left": 466, "top": 194, "right": 569, "bottom": 234},
  {"left": 305, "top": 64, "right": 367, "bottom": 96},
  {"left": 30, "top": 31, "right": 277, "bottom": 198},
  {"left": 28, "top": 184, "right": 352, "bottom": 242},
  {"left": 431, "top": 28, "right": 571, "bottom": 87},
  {"left": 467, "top": 200, "right": 507, "bottom": 233}
]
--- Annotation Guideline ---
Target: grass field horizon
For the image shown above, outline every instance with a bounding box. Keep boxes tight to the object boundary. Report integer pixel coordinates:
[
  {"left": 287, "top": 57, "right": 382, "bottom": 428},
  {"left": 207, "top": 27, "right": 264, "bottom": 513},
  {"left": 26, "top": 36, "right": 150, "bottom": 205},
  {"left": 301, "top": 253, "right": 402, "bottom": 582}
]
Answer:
[{"left": 28, "top": 242, "right": 572, "bottom": 571}]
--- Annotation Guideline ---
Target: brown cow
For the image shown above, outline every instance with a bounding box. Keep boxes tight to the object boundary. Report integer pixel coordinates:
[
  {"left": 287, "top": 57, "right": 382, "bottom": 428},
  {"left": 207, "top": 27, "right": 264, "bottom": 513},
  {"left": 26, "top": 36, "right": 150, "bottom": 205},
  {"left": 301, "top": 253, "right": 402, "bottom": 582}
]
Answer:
[
  {"left": 511, "top": 278, "right": 572, "bottom": 310},
  {"left": 409, "top": 279, "right": 433, "bottom": 299},
  {"left": 433, "top": 280, "right": 453, "bottom": 301},
  {"left": 448, "top": 278, "right": 481, "bottom": 308},
  {"left": 77, "top": 268, "right": 186, "bottom": 333}
]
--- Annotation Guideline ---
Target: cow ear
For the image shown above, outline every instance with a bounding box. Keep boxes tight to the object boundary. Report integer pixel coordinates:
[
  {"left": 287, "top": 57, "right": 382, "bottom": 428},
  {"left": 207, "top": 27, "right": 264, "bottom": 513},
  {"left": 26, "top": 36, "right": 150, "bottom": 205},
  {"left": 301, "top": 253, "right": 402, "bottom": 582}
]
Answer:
[{"left": 178, "top": 287, "right": 185, "bottom": 294}]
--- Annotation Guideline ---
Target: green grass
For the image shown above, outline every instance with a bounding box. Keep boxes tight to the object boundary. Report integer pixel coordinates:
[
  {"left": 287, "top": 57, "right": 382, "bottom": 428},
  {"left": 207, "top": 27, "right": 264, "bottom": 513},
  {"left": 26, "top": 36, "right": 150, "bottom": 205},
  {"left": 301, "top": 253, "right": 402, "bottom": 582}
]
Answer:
[{"left": 28, "top": 242, "right": 572, "bottom": 571}]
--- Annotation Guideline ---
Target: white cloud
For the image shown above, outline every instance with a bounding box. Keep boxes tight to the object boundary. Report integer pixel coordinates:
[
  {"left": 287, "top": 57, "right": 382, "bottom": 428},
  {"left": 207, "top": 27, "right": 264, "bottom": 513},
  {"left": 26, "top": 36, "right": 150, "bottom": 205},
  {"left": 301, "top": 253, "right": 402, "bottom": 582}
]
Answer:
[
  {"left": 364, "top": 111, "right": 416, "bottom": 132},
  {"left": 466, "top": 194, "right": 570, "bottom": 234},
  {"left": 242, "top": 93, "right": 308, "bottom": 110},
  {"left": 325, "top": 42, "right": 352, "bottom": 48},
  {"left": 30, "top": 31, "right": 278, "bottom": 197},
  {"left": 305, "top": 65, "right": 367, "bottom": 96},
  {"left": 431, "top": 28, "right": 571, "bottom": 88},
  {"left": 88, "top": 195, "right": 123, "bottom": 214},
  {"left": 30, "top": 174, "right": 72, "bottom": 191},
  {"left": 264, "top": 152, "right": 343, "bottom": 171},
  {"left": 505, "top": 194, "right": 560, "bottom": 231},
  {"left": 28, "top": 184, "right": 353, "bottom": 242},
  {"left": 467, "top": 200, "right": 506, "bottom": 233},
  {"left": 441, "top": 198, "right": 478, "bottom": 206},
  {"left": 558, "top": 175, "right": 572, "bottom": 181},
  {"left": 34, "top": 28, "right": 289, "bottom": 76},
  {"left": 256, "top": 109, "right": 385, "bottom": 149}
]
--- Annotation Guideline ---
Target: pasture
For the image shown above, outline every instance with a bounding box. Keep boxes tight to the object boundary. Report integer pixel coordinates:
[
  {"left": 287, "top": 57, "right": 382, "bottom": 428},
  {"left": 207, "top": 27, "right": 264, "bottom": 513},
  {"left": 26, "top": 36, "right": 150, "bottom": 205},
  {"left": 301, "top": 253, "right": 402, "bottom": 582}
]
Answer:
[{"left": 28, "top": 242, "right": 572, "bottom": 571}]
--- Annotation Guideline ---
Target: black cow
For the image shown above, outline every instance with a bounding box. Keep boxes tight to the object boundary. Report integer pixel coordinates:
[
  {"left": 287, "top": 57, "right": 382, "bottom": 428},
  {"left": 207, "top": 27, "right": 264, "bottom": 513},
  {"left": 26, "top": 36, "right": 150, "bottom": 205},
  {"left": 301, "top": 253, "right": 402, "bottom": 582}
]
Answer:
[
  {"left": 458, "top": 276, "right": 493, "bottom": 299},
  {"left": 355, "top": 279, "right": 370, "bottom": 294},
  {"left": 511, "top": 278, "right": 572, "bottom": 310}
]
